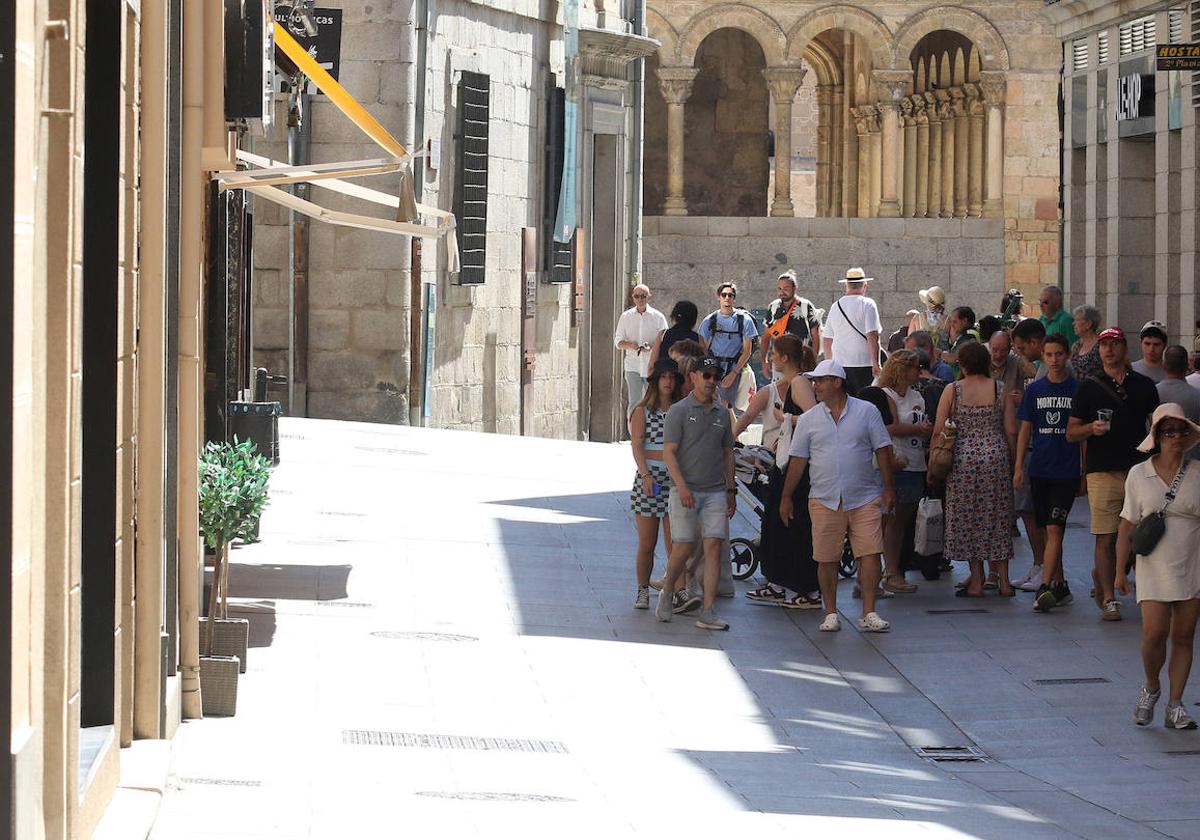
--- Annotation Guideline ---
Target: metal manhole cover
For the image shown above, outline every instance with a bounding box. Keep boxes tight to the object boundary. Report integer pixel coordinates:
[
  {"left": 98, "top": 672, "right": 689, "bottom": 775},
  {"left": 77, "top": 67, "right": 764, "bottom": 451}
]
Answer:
[
  {"left": 342, "top": 730, "right": 568, "bottom": 753},
  {"left": 415, "top": 791, "right": 574, "bottom": 803},
  {"left": 914, "top": 746, "right": 989, "bottom": 763},
  {"left": 925, "top": 609, "right": 990, "bottom": 615},
  {"left": 179, "top": 777, "right": 263, "bottom": 787},
  {"left": 1032, "top": 677, "right": 1111, "bottom": 686},
  {"left": 371, "top": 631, "right": 478, "bottom": 642}
]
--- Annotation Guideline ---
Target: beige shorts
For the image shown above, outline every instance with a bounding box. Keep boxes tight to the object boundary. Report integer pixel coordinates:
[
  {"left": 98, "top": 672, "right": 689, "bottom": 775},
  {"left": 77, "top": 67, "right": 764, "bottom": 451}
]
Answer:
[
  {"left": 808, "top": 499, "right": 884, "bottom": 564},
  {"left": 1086, "top": 470, "right": 1128, "bottom": 535}
]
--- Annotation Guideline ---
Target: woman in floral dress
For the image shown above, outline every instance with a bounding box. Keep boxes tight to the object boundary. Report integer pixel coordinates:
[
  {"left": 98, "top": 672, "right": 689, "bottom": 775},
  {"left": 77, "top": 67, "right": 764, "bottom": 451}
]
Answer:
[{"left": 932, "top": 341, "right": 1018, "bottom": 597}]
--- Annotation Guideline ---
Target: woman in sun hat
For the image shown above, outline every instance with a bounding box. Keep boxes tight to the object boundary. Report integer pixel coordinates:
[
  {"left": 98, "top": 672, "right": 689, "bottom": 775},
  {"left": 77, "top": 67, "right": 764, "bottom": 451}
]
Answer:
[
  {"left": 908, "top": 286, "right": 947, "bottom": 348},
  {"left": 1116, "top": 403, "right": 1200, "bottom": 729}
]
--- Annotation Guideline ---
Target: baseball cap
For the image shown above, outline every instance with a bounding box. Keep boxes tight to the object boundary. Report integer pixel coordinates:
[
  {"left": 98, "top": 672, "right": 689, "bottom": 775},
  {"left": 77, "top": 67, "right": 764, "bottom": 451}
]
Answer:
[
  {"left": 1140, "top": 320, "right": 1168, "bottom": 341},
  {"left": 804, "top": 359, "right": 847, "bottom": 380},
  {"left": 1097, "top": 326, "right": 1126, "bottom": 343},
  {"left": 696, "top": 356, "right": 723, "bottom": 372}
]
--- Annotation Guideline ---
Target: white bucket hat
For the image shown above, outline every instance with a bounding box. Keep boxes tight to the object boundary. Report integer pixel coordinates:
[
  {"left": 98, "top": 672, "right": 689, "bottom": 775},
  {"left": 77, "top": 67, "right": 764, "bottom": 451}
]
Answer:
[{"left": 1137, "top": 403, "right": 1200, "bottom": 453}]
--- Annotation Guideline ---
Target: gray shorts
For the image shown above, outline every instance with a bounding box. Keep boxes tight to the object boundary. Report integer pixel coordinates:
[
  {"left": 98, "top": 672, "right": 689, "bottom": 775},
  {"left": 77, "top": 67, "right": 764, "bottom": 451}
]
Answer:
[
  {"left": 1014, "top": 452, "right": 1034, "bottom": 513},
  {"left": 669, "top": 490, "right": 730, "bottom": 542}
]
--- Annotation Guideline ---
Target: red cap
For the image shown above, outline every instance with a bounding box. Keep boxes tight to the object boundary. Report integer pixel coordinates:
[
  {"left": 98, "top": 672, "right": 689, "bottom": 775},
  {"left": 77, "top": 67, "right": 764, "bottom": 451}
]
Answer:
[{"left": 1097, "top": 326, "right": 1126, "bottom": 342}]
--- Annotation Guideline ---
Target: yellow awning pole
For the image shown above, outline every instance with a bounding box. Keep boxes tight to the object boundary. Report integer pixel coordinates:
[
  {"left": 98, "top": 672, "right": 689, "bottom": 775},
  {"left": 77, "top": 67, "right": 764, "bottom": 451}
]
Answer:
[{"left": 274, "top": 22, "right": 408, "bottom": 159}]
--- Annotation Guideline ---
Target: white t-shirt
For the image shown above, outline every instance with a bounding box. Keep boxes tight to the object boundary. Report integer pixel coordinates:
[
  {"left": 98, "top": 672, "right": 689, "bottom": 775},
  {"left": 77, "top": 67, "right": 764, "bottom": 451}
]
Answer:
[
  {"left": 883, "top": 386, "right": 927, "bottom": 472},
  {"left": 613, "top": 306, "right": 668, "bottom": 376},
  {"left": 1187, "top": 372, "right": 1200, "bottom": 390},
  {"left": 824, "top": 294, "right": 883, "bottom": 368}
]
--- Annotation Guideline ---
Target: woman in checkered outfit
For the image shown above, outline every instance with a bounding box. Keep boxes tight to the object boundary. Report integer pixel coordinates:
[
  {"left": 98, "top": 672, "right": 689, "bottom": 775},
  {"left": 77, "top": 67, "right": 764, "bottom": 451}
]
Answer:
[{"left": 631, "top": 358, "right": 684, "bottom": 609}]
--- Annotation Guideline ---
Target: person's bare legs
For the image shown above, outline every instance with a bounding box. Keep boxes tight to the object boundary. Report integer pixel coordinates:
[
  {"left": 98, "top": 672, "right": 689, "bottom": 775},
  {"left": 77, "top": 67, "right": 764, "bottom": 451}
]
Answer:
[
  {"left": 1042, "top": 525, "right": 1066, "bottom": 585},
  {"left": 964, "top": 559, "right": 985, "bottom": 596},
  {"left": 858, "top": 553, "right": 882, "bottom": 617},
  {"left": 660, "top": 540, "right": 694, "bottom": 598},
  {"left": 818, "top": 562, "right": 840, "bottom": 618},
  {"left": 1094, "top": 533, "right": 1117, "bottom": 605},
  {"left": 1020, "top": 512, "right": 1046, "bottom": 582},
  {"left": 634, "top": 515, "right": 660, "bottom": 587},
  {"left": 995, "top": 559, "right": 1014, "bottom": 597},
  {"left": 1167, "top": 600, "right": 1200, "bottom": 704},
  {"left": 882, "top": 503, "right": 915, "bottom": 585},
  {"left": 701, "top": 537, "right": 723, "bottom": 611},
  {"left": 1141, "top": 601, "right": 1171, "bottom": 694}
]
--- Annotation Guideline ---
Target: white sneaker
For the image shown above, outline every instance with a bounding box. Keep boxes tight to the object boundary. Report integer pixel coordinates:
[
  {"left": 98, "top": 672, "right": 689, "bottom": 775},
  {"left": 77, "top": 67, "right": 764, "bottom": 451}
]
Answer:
[
  {"left": 1016, "top": 566, "right": 1043, "bottom": 592},
  {"left": 819, "top": 613, "right": 841, "bottom": 632},
  {"left": 857, "top": 612, "right": 891, "bottom": 633},
  {"left": 634, "top": 586, "right": 650, "bottom": 610},
  {"left": 1165, "top": 702, "right": 1198, "bottom": 730},
  {"left": 648, "top": 578, "right": 663, "bottom": 591}
]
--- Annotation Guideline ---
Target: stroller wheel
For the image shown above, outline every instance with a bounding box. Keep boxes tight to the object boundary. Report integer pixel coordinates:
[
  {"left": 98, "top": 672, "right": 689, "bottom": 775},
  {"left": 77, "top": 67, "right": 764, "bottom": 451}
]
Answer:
[
  {"left": 729, "top": 538, "right": 759, "bottom": 581},
  {"left": 839, "top": 536, "right": 858, "bottom": 580}
]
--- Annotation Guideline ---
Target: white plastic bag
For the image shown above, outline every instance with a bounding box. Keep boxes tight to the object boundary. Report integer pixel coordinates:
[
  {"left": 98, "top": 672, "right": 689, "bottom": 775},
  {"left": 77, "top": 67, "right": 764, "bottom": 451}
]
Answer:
[{"left": 914, "top": 497, "right": 944, "bottom": 556}]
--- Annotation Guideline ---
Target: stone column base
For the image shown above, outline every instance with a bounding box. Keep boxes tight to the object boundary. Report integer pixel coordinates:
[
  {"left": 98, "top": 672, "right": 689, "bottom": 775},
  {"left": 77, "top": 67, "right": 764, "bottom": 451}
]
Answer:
[{"left": 662, "top": 197, "right": 688, "bottom": 216}]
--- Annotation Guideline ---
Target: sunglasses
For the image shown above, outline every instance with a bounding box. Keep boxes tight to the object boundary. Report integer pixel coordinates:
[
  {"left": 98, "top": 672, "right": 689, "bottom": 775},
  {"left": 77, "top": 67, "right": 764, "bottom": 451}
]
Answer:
[
  {"left": 697, "top": 371, "right": 719, "bottom": 380},
  {"left": 632, "top": 293, "right": 649, "bottom": 299},
  {"left": 1039, "top": 299, "right": 1051, "bottom": 306},
  {"left": 1159, "top": 427, "right": 1192, "bottom": 439},
  {"left": 719, "top": 292, "right": 736, "bottom": 299}
]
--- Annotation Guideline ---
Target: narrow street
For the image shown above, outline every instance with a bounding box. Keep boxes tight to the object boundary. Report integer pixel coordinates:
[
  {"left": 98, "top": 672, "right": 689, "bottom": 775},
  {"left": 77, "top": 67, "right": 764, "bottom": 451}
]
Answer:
[{"left": 150, "top": 418, "right": 1200, "bottom": 840}]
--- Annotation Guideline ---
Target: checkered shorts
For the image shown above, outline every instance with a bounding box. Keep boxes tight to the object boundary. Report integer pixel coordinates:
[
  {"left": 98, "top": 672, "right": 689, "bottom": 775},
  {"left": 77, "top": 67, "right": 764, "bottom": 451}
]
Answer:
[{"left": 631, "top": 460, "right": 671, "bottom": 518}]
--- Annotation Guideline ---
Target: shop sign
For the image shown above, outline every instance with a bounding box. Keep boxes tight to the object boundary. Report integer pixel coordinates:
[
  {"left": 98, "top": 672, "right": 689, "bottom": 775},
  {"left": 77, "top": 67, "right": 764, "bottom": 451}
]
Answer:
[
  {"left": 1116, "top": 72, "right": 1155, "bottom": 121},
  {"left": 1156, "top": 43, "right": 1200, "bottom": 71},
  {"left": 274, "top": 6, "right": 343, "bottom": 93}
]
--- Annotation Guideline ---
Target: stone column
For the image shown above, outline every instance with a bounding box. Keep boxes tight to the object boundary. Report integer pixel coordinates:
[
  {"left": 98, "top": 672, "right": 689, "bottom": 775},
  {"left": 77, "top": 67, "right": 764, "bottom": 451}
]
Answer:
[
  {"left": 842, "top": 31, "right": 857, "bottom": 217},
  {"left": 965, "top": 83, "right": 985, "bottom": 218},
  {"left": 869, "top": 107, "right": 882, "bottom": 217},
  {"left": 914, "top": 96, "right": 930, "bottom": 218},
  {"left": 937, "top": 91, "right": 954, "bottom": 218},
  {"left": 873, "top": 71, "right": 909, "bottom": 218},
  {"left": 831, "top": 85, "right": 844, "bottom": 216},
  {"left": 815, "top": 84, "right": 833, "bottom": 216},
  {"left": 952, "top": 87, "right": 969, "bottom": 218},
  {"left": 658, "top": 67, "right": 699, "bottom": 216},
  {"left": 902, "top": 96, "right": 918, "bottom": 217},
  {"left": 926, "top": 92, "right": 942, "bottom": 219},
  {"left": 763, "top": 67, "right": 807, "bottom": 218},
  {"left": 854, "top": 106, "right": 872, "bottom": 217},
  {"left": 980, "top": 72, "right": 1006, "bottom": 218}
]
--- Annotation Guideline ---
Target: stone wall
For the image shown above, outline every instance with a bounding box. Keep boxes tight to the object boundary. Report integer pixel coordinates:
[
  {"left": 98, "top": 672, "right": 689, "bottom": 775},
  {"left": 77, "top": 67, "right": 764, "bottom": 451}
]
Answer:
[{"left": 642, "top": 216, "right": 1005, "bottom": 336}]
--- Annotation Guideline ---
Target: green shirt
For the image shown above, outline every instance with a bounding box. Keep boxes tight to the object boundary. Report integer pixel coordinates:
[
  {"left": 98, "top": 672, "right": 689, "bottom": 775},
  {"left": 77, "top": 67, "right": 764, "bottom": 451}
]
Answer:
[{"left": 1040, "top": 308, "right": 1077, "bottom": 346}]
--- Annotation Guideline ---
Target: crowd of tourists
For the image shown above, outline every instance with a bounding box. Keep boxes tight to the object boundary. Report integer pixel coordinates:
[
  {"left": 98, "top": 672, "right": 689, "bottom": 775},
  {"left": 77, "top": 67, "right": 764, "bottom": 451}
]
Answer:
[{"left": 614, "top": 273, "right": 1200, "bottom": 730}]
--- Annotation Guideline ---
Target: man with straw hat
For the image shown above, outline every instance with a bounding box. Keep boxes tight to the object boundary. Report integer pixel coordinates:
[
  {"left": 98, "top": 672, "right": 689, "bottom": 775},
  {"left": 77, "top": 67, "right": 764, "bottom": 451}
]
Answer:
[
  {"left": 908, "top": 286, "right": 947, "bottom": 348},
  {"left": 822, "top": 267, "right": 883, "bottom": 397}
]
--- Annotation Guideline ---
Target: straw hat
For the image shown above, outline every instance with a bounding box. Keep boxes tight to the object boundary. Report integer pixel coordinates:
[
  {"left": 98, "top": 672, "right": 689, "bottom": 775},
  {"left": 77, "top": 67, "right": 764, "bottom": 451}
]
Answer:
[
  {"left": 839, "top": 267, "right": 872, "bottom": 284},
  {"left": 1137, "top": 402, "right": 1200, "bottom": 453},
  {"left": 919, "top": 286, "right": 946, "bottom": 307}
]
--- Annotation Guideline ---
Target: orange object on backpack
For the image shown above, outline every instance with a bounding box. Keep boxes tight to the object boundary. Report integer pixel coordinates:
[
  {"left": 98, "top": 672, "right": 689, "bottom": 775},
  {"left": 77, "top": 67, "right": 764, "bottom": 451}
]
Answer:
[{"left": 766, "top": 298, "right": 798, "bottom": 340}]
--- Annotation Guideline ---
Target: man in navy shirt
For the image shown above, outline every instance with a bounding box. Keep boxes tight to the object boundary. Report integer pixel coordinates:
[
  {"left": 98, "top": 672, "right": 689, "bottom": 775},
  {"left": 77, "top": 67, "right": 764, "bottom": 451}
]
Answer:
[{"left": 1014, "top": 333, "right": 1080, "bottom": 612}]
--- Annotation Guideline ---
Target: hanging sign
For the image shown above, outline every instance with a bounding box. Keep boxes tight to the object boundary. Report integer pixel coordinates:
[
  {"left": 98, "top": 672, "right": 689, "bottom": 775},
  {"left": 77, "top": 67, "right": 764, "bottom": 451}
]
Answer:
[
  {"left": 1157, "top": 44, "right": 1200, "bottom": 71},
  {"left": 274, "top": 6, "right": 343, "bottom": 94}
]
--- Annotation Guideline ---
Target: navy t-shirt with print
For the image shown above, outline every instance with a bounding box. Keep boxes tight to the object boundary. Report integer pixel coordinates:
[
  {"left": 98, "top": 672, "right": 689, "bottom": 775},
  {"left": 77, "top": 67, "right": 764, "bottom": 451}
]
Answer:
[{"left": 1018, "top": 376, "right": 1081, "bottom": 480}]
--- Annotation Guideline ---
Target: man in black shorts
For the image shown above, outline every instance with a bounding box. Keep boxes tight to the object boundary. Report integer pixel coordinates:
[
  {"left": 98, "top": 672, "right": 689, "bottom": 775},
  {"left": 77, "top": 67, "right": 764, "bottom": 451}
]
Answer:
[{"left": 1013, "top": 333, "right": 1081, "bottom": 611}]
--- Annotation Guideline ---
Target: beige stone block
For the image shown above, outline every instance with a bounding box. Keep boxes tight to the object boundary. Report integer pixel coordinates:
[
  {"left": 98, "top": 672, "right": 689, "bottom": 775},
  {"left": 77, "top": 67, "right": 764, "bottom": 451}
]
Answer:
[
  {"left": 308, "top": 351, "right": 379, "bottom": 391},
  {"left": 897, "top": 265, "right": 950, "bottom": 292},
  {"left": 309, "top": 224, "right": 336, "bottom": 271},
  {"left": 337, "top": 60, "right": 382, "bottom": 102},
  {"left": 936, "top": 238, "right": 1003, "bottom": 267},
  {"left": 339, "top": 21, "right": 405, "bottom": 61},
  {"left": 310, "top": 310, "right": 351, "bottom": 351},
  {"left": 706, "top": 217, "right": 749, "bottom": 236},
  {"left": 807, "top": 218, "right": 850, "bottom": 238},
  {"left": 745, "top": 217, "right": 809, "bottom": 238},
  {"left": 335, "top": 227, "right": 409, "bottom": 270},
  {"left": 642, "top": 217, "right": 660, "bottom": 236},
  {"left": 255, "top": 269, "right": 286, "bottom": 307},
  {"left": 961, "top": 219, "right": 1004, "bottom": 239},
  {"left": 384, "top": 271, "right": 413, "bottom": 307},
  {"left": 850, "top": 219, "right": 906, "bottom": 239},
  {"left": 869, "top": 239, "right": 942, "bottom": 266},
  {"left": 310, "top": 269, "right": 386, "bottom": 308},
  {"left": 308, "top": 389, "right": 407, "bottom": 424},
  {"left": 642, "top": 236, "right": 684, "bottom": 264},
  {"left": 904, "top": 219, "right": 961, "bottom": 238},
  {"left": 947, "top": 266, "right": 1005, "bottom": 293},
  {"left": 658, "top": 217, "right": 708, "bottom": 236},
  {"left": 253, "top": 308, "right": 288, "bottom": 349},
  {"left": 253, "top": 225, "right": 288, "bottom": 270}
]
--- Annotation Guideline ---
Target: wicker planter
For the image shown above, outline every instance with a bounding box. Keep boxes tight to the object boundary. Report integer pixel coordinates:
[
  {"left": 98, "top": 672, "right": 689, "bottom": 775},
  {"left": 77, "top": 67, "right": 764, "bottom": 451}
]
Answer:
[
  {"left": 199, "top": 655, "right": 240, "bottom": 717},
  {"left": 199, "top": 617, "right": 249, "bottom": 673}
]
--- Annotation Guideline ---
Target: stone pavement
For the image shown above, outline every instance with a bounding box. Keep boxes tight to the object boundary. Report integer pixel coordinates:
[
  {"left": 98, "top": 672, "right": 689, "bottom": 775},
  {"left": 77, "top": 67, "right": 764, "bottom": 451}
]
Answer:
[{"left": 150, "top": 418, "right": 1200, "bottom": 840}]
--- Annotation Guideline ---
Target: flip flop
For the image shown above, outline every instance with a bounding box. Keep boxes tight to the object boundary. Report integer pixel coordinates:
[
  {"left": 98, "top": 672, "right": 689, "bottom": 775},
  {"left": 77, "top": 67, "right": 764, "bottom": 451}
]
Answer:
[{"left": 955, "top": 588, "right": 985, "bottom": 598}]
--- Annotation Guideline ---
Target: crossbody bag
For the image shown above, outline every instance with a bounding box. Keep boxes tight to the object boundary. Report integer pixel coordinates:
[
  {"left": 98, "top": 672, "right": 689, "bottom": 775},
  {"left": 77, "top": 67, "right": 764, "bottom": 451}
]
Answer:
[
  {"left": 1130, "top": 461, "right": 1189, "bottom": 556},
  {"left": 836, "top": 299, "right": 888, "bottom": 367}
]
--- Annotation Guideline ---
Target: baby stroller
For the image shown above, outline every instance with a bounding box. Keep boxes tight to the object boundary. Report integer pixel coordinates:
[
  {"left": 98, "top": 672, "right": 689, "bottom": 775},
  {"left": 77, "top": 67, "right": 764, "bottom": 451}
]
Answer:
[{"left": 728, "top": 444, "right": 857, "bottom": 581}]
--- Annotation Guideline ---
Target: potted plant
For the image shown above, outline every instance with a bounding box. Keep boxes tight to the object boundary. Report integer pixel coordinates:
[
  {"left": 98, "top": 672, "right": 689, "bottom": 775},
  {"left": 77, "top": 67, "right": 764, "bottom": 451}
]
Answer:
[{"left": 197, "top": 439, "right": 271, "bottom": 713}]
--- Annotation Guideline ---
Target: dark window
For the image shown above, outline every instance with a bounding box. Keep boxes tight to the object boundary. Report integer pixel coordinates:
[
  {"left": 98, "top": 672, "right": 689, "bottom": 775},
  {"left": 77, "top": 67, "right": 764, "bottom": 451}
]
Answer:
[
  {"left": 544, "top": 85, "right": 572, "bottom": 283},
  {"left": 454, "top": 71, "right": 490, "bottom": 285}
]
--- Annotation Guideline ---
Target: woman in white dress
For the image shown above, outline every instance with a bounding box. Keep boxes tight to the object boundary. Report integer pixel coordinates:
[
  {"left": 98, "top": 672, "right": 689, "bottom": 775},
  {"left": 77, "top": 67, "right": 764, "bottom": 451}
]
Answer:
[{"left": 1116, "top": 403, "right": 1200, "bottom": 729}]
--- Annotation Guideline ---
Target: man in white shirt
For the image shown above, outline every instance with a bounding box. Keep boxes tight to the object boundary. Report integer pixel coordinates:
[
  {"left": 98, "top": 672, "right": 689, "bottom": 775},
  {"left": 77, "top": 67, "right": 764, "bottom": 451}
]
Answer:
[
  {"left": 613, "top": 284, "right": 668, "bottom": 411},
  {"left": 779, "top": 359, "right": 896, "bottom": 634},
  {"left": 1188, "top": 350, "right": 1200, "bottom": 390},
  {"left": 822, "top": 267, "right": 883, "bottom": 396}
]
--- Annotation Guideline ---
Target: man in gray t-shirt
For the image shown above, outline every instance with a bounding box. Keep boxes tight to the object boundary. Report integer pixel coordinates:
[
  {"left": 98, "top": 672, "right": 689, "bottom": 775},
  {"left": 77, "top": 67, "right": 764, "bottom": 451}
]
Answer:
[
  {"left": 656, "top": 356, "right": 736, "bottom": 630},
  {"left": 1158, "top": 346, "right": 1200, "bottom": 459}
]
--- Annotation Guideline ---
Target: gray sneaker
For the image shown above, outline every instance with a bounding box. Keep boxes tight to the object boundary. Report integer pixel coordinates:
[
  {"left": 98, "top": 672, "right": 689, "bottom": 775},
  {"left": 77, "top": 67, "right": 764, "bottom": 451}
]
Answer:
[
  {"left": 695, "top": 608, "right": 729, "bottom": 631},
  {"left": 1102, "top": 600, "right": 1122, "bottom": 621},
  {"left": 634, "top": 586, "right": 650, "bottom": 610},
  {"left": 1165, "top": 702, "right": 1198, "bottom": 730},
  {"left": 1134, "top": 685, "right": 1161, "bottom": 726},
  {"left": 655, "top": 591, "right": 673, "bottom": 622},
  {"left": 674, "top": 591, "right": 702, "bottom": 614}
]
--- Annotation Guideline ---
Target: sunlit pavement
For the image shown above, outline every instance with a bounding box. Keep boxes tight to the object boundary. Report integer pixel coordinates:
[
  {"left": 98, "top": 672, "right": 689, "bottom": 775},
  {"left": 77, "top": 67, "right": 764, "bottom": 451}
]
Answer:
[{"left": 150, "top": 418, "right": 1200, "bottom": 840}]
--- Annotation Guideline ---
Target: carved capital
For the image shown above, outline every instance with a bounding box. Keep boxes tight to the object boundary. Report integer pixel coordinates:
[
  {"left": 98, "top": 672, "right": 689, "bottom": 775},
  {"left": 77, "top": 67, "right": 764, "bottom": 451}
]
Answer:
[
  {"left": 852, "top": 105, "right": 876, "bottom": 136},
  {"left": 964, "top": 83, "right": 985, "bottom": 117},
  {"left": 872, "top": 69, "right": 912, "bottom": 104},
  {"left": 979, "top": 71, "right": 1007, "bottom": 108},
  {"left": 762, "top": 66, "right": 808, "bottom": 104},
  {"left": 949, "top": 87, "right": 967, "bottom": 118},
  {"left": 899, "top": 96, "right": 914, "bottom": 123},
  {"left": 656, "top": 66, "right": 700, "bottom": 105}
]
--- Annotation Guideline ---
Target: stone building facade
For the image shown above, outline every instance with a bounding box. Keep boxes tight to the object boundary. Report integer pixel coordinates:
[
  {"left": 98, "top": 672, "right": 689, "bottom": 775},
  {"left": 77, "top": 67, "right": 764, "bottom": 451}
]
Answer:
[
  {"left": 1049, "top": 0, "right": 1200, "bottom": 344},
  {"left": 641, "top": 1, "right": 1061, "bottom": 330},
  {"left": 251, "top": 0, "right": 655, "bottom": 440}
]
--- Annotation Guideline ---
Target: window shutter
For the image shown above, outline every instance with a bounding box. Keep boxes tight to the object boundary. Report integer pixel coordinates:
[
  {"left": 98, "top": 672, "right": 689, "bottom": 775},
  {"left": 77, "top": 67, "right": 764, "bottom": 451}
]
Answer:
[
  {"left": 1098, "top": 31, "right": 1109, "bottom": 65},
  {"left": 1193, "top": 2, "right": 1200, "bottom": 107},
  {"left": 543, "top": 85, "right": 572, "bottom": 283},
  {"left": 1119, "top": 15, "right": 1156, "bottom": 56},
  {"left": 1072, "top": 39, "right": 1089, "bottom": 71},
  {"left": 454, "top": 71, "right": 490, "bottom": 285},
  {"left": 1170, "top": 8, "right": 1185, "bottom": 42}
]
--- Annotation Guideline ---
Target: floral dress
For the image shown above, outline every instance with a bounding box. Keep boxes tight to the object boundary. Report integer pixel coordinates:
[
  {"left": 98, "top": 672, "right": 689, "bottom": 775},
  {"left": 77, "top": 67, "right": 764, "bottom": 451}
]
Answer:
[
  {"left": 944, "top": 380, "right": 1014, "bottom": 565},
  {"left": 1071, "top": 339, "right": 1102, "bottom": 382}
]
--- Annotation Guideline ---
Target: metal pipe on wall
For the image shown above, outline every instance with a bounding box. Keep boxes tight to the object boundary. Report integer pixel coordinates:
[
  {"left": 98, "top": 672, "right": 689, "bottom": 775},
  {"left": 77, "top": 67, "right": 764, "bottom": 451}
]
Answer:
[
  {"left": 408, "top": 0, "right": 433, "bottom": 426},
  {"left": 628, "top": 0, "right": 645, "bottom": 279}
]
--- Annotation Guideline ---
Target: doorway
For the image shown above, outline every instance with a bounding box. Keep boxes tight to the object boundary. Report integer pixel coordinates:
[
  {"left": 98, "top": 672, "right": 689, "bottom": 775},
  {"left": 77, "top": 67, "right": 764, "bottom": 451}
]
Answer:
[{"left": 587, "top": 133, "right": 621, "bottom": 442}]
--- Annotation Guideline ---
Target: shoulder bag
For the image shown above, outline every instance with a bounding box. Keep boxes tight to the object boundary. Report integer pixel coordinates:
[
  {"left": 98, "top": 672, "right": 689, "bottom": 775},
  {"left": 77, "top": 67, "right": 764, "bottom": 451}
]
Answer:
[
  {"left": 1130, "top": 461, "right": 1189, "bottom": 556},
  {"left": 927, "top": 382, "right": 959, "bottom": 484},
  {"left": 836, "top": 299, "right": 888, "bottom": 367},
  {"left": 774, "top": 383, "right": 794, "bottom": 470}
]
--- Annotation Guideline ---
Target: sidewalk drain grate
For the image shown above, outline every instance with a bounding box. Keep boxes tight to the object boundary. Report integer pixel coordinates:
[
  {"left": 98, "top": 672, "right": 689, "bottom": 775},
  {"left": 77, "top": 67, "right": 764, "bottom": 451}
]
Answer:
[
  {"left": 1033, "top": 677, "right": 1111, "bottom": 686},
  {"left": 342, "top": 730, "right": 568, "bottom": 753},
  {"left": 371, "top": 631, "right": 478, "bottom": 642},
  {"left": 914, "top": 746, "right": 989, "bottom": 763},
  {"left": 179, "top": 777, "right": 263, "bottom": 787},
  {"left": 925, "top": 609, "right": 990, "bottom": 615},
  {"left": 416, "top": 791, "right": 574, "bottom": 803},
  {"left": 1165, "top": 749, "right": 1200, "bottom": 756}
]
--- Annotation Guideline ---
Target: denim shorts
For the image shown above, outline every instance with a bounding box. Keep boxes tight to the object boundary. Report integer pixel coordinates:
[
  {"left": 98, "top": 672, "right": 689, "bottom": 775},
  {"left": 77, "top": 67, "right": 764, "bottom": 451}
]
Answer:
[{"left": 669, "top": 489, "right": 730, "bottom": 542}]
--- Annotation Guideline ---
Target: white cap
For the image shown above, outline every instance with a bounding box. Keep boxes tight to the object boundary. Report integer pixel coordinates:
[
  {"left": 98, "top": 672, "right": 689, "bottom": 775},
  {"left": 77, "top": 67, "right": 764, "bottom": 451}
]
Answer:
[{"left": 804, "top": 359, "right": 847, "bottom": 380}]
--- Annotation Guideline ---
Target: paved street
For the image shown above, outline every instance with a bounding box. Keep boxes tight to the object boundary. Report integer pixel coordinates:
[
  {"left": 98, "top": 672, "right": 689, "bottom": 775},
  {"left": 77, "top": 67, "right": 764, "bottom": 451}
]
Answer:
[{"left": 150, "top": 418, "right": 1200, "bottom": 840}]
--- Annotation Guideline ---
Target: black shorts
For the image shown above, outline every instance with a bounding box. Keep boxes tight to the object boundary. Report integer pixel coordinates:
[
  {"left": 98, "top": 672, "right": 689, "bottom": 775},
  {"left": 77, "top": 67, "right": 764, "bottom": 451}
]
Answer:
[{"left": 1030, "top": 477, "right": 1078, "bottom": 529}]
